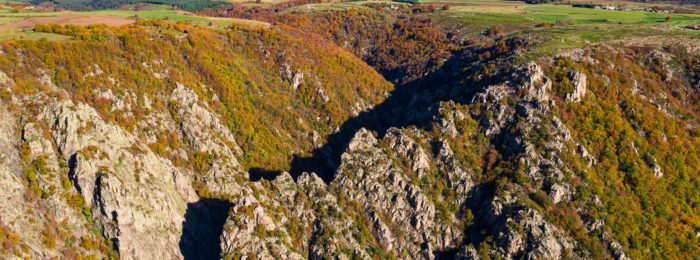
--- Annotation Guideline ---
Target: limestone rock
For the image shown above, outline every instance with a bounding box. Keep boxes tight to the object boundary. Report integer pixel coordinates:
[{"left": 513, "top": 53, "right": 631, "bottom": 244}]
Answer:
[
  {"left": 317, "top": 88, "right": 330, "bottom": 103},
  {"left": 0, "top": 71, "right": 15, "bottom": 86},
  {"left": 41, "top": 100, "right": 196, "bottom": 259},
  {"left": 292, "top": 72, "right": 304, "bottom": 90},
  {"left": 577, "top": 144, "right": 597, "bottom": 167},
  {"left": 37, "top": 69, "right": 59, "bottom": 92},
  {"left": 566, "top": 71, "right": 587, "bottom": 102},
  {"left": 649, "top": 158, "right": 663, "bottom": 178},
  {"left": 548, "top": 183, "right": 572, "bottom": 204},
  {"left": 169, "top": 83, "right": 245, "bottom": 195},
  {"left": 346, "top": 128, "right": 377, "bottom": 153}
]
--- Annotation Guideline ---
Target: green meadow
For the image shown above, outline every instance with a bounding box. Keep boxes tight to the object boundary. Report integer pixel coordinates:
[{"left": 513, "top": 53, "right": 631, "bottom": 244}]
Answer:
[
  {"left": 85, "top": 9, "right": 206, "bottom": 21},
  {"left": 0, "top": 4, "right": 270, "bottom": 40},
  {"left": 423, "top": 1, "right": 700, "bottom": 59}
]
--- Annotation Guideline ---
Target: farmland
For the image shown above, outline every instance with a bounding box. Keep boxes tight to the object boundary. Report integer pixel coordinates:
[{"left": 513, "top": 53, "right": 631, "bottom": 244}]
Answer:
[
  {"left": 421, "top": 0, "right": 700, "bottom": 58},
  {"left": 428, "top": 1, "right": 700, "bottom": 32},
  {"left": 0, "top": 4, "right": 270, "bottom": 40},
  {"left": 210, "top": 0, "right": 700, "bottom": 59},
  {"left": 1, "top": 0, "right": 697, "bottom": 48},
  {"left": 230, "top": 0, "right": 700, "bottom": 60}
]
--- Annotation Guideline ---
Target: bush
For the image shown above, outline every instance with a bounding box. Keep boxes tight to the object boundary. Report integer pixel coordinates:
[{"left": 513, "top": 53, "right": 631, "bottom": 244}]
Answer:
[
  {"left": 536, "top": 22, "right": 555, "bottom": 28},
  {"left": 190, "top": 151, "right": 215, "bottom": 174},
  {"left": 484, "top": 25, "right": 505, "bottom": 37}
]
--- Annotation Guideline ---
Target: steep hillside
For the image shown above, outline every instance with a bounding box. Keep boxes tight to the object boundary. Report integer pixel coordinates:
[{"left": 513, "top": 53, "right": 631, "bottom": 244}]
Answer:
[
  {"left": 0, "top": 3, "right": 698, "bottom": 260},
  {"left": 542, "top": 41, "right": 700, "bottom": 258},
  {"left": 20, "top": 21, "right": 392, "bottom": 172},
  {"left": 0, "top": 20, "right": 392, "bottom": 258},
  {"left": 236, "top": 37, "right": 700, "bottom": 259},
  {"left": 203, "top": 6, "right": 458, "bottom": 84}
]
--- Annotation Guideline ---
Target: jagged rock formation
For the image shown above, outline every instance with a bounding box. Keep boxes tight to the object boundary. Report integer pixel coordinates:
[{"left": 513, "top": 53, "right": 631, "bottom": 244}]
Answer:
[
  {"left": 0, "top": 19, "right": 393, "bottom": 258},
  {"left": 0, "top": 94, "right": 197, "bottom": 258},
  {"left": 0, "top": 16, "right": 697, "bottom": 260},
  {"left": 214, "top": 61, "right": 630, "bottom": 259},
  {"left": 566, "top": 71, "right": 587, "bottom": 103}
]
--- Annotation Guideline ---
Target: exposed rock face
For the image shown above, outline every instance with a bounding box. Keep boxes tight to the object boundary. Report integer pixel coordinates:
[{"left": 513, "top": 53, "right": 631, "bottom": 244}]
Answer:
[
  {"left": 2, "top": 32, "right": 690, "bottom": 260},
  {"left": 436, "top": 101, "right": 466, "bottom": 138},
  {"left": 436, "top": 139, "right": 473, "bottom": 203},
  {"left": 214, "top": 65, "right": 597, "bottom": 259},
  {"left": 482, "top": 187, "right": 579, "bottom": 259},
  {"left": 517, "top": 209, "right": 575, "bottom": 259},
  {"left": 473, "top": 83, "right": 514, "bottom": 137},
  {"left": 168, "top": 83, "right": 245, "bottom": 196},
  {"left": 0, "top": 91, "right": 212, "bottom": 258},
  {"left": 220, "top": 193, "right": 303, "bottom": 259},
  {"left": 37, "top": 69, "right": 59, "bottom": 92},
  {"left": 292, "top": 72, "right": 304, "bottom": 90},
  {"left": 0, "top": 71, "right": 14, "bottom": 86},
  {"left": 455, "top": 245, "right": 480, "bottom": 260},
  {"left": 649, "top": 157, "right": 663, "bottom": 178},
  {"left": 215, "top": 61, "right": 637, "bottom": 259},
  {"left": 577, "top": 144, "right": 597, "bottom": 167},
  {"left": 41, "top": 100, "right": 196, "bottom": 259},
  {"left": 0, "top": 56, "right": 644, "bottom": 260},
  {"left": 548, "top": 183, "right": 572, "bottom": 204},
  {"left": 566, "top": 71, "right": 587, "bottom": 102},
  {"left": 322, "top": 128, "right": 463, "bottom": 256},
  {"left": 458, "top": 62, "right": 629, "bottom": 259},
  {"left": 0, "top": 74, "right": 258, "bottom": 258},
  {"left": 0, "top": 102, "right": 41, "bottom": 256}
]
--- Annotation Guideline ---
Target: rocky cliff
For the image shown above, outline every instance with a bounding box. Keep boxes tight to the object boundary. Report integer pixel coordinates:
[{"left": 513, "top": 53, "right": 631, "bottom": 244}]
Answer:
[{"left": 0, "top": 17, "right": 698, "bottom": 260}]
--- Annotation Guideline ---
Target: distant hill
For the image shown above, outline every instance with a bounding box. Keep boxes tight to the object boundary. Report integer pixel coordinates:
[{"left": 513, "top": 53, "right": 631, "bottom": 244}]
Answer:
[
  {"left": 631, "top": 0, "right": 700, "bottom": 4},
  {"left": 26, "top": 0, "right": 231, "bottom": 11}
]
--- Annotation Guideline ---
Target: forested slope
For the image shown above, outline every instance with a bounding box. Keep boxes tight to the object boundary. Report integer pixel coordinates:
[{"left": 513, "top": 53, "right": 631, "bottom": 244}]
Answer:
[
  {"left": 0, "top": 20, "right": 392, "bottom": 258},
  {"left": 0, "top": 3, "right": 697, "bottom": 259}
]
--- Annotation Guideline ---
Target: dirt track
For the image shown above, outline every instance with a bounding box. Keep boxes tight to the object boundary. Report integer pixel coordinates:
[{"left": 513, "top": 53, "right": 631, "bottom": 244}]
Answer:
[{"left": 0, "top": 13, "right": 136, "bottom": 30}]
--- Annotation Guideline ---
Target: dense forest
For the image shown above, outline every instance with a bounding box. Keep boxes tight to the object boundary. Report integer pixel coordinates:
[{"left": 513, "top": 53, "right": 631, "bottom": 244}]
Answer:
[{"left": 200, "top": 3, "right": 458, "bottom": 84}]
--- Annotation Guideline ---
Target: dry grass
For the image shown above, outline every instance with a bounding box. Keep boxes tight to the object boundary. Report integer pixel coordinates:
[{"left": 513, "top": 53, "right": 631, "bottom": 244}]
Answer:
[{"left": 0, "top": 13, "right": 136, "bottom": 30}]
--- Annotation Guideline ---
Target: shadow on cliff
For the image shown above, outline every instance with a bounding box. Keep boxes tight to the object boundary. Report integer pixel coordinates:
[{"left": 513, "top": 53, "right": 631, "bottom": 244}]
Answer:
[
  {"left": 249, "top": 167, "right": 283, "bottom": 181},
  {"left": 179, "top": 198, "right": 233, "bottom": 260},
  {"left": 288, "top": 77, "right": 436, "bottom": 182},
  {"left": 287, "top": 38, "right": 528, "bottom": 183}
]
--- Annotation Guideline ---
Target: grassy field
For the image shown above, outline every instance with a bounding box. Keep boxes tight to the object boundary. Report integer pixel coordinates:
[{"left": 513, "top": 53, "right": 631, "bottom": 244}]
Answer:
[
  {"left": 86, "top": 9, "right": 206, "bottom": 21},
  {"left": 0, "top": 5, "right": 270, "bottom": 40},
  {"left": 285, "top": 2, "right": 374, "bottom": 12},
  {"left": 238, "top": 0, "right": 700, "bottom": 60},
  {"left": 0, "top": 9, "right": 66, "bottom": 40},
  {"left": 436, "top": 2, "right": 700, "bottom": 31},
  {"left": 420, "top": 0, "right": 700, "bottom": 60},
  {"left": 524, "top": 5, "right": 700, "bottom": 26},
  {"left": 0, "top": 0, "right": 697, "bottom": 53},
  {"left": 0, "top": 28, "right": 71, "bottom": 40},
  {"left": 87, "top": 9, "right": 271, "bottom": 28}
]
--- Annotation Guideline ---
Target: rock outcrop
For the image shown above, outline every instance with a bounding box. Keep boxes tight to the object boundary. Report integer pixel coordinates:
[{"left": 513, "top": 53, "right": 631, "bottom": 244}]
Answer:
[
  {"left": 0, "top": 22, "right": 694, "bottom": 260},
  {"left": 566, "top": 71, "right": 587, "bottom": 103},
  {"left": 41, "top": 100, "right": 196, "bottom": 259}
]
